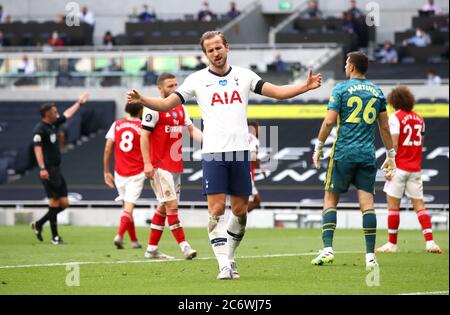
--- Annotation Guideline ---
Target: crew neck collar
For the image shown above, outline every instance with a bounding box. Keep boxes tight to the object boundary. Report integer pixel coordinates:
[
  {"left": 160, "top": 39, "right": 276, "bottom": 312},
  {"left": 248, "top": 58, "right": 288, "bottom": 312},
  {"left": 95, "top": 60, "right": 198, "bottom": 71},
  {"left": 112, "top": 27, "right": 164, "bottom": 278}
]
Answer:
[{"left": 208, "top": 66, "right": 232, "bottom": 77}]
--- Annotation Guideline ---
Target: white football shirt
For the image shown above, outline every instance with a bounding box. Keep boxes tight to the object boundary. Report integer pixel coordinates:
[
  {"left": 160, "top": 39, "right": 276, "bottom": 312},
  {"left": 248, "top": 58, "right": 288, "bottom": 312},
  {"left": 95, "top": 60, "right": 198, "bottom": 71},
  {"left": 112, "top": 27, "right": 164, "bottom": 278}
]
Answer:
[{"left": 175, "top": 66, "right": 264, "bottom": 153}]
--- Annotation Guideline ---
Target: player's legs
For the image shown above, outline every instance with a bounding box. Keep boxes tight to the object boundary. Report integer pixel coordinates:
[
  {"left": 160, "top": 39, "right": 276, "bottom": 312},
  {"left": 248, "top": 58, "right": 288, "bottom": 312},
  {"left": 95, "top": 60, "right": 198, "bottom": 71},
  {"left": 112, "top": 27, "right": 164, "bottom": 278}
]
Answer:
[
  {"left": 32, "top": 198, "right": 56, "bottom": 242},
  {"left": 226, "top": 151, "right": 252, "bottom": 279},
  {"left": 358, "top": 190, "right": 377, "bottom": 254},
  {"left": 144, "top": 203, "right": 173, "bottom": 259},
  {"left": 207, "top": 193, "right": 231, "bottom": 278},
  {"left": 145, "top": 169, "right": 184, "bottom": 259},
  {"left": 404, "top": 171, "right": 440, "bottom": 252},
  {"left": 376, "top": 195, "right": 401, "bottom": 253},
  {"left": 114, "top": 173, "right": 129, "bottom": 248},
  {"left": 46, "top": 197, "right": 65, "bottom": 244},
  {"left": 126, "top": 172, "right": 145, "bottom": 247},
  {"left": 51, "top": 173, "right": 68, "bottom": 244},
  {"left": 115, "top": 172, "right": 145, "bottom": 249},
  {"left": 33, "top": 168, "right": 67, "bottom": 244},
  {"left": 248, "top": 193, "right": 260, "bottom": 212},
  {"left": 322, "top": 191, "right": 339, "bottom": 249},
  {"left": 164, "top": 195, "right": 197, "bottom": 260},
  {"left": 377, "top": 169, "right": 408, "bottom": 253},
  {"left": 123, "top": 202, "right": 141, "bottom": 247},
  {"left": 248, "top": 177, "right": 260, "bottom": 212},
  {"left": 59, "top": 197, "right": 69, "bottom": 210},
  {"left": 167, "top": 173, "right": 197, "bottom": 259},
  {"left": 354, "top": 162, "right": 378, "bottom": 266},
  {"left": 312, "top": 160, "right": 353, "bottom": 266},
  {"left": 411, "top": 198, "right": 442, "bottom": 254},
  {"left": 44, "top": 198, "right": 61, "bottom": 242},
  {"left": 311, "top": 191, "right": 339, "bottom": 266},
  {"left": 202, "top": 154, "right": 233, "bottom": 278},
  {"left": 226, "top": 195, "right": 248, "bottom": 279},
  {"left": 115, "top": 204, "right": 132, "bottom": 249}
]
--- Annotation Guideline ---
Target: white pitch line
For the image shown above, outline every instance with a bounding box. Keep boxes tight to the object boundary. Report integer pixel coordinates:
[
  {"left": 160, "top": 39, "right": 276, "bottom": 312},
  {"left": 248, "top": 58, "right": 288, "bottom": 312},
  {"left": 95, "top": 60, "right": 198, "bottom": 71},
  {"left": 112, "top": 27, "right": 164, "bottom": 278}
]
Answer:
[
  {"left": 397, "top": 291, "right": 449, "bottom": 295},
  {"left": 0, "top": 251, "right": 363, "bottom": 270}
]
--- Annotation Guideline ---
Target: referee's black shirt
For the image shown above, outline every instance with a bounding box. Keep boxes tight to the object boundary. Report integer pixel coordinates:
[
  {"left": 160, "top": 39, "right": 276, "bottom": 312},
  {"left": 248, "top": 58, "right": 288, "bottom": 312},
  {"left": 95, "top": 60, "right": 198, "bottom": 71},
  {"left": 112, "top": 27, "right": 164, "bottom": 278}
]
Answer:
[{"left": 33, "top": 115, "right": 67, "bottom": 167}]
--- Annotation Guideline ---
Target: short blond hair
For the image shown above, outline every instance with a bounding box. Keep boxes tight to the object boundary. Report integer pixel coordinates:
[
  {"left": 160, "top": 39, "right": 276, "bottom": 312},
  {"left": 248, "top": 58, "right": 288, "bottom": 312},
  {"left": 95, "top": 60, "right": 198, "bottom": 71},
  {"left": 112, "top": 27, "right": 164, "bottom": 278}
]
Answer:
[
  {"left": 156, "top": 72, "right": 176, "bottom": 86},
  {"left": 199, "top": 31, "right": 228, "bottom": 52}
]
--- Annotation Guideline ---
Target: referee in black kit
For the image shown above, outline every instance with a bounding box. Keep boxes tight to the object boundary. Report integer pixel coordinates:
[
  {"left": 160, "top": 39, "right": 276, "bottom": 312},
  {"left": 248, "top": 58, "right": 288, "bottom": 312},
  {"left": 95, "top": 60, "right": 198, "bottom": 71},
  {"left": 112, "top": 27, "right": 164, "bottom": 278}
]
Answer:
[{"left": 31, "top": 92, "right": 89, "bottom": 244}]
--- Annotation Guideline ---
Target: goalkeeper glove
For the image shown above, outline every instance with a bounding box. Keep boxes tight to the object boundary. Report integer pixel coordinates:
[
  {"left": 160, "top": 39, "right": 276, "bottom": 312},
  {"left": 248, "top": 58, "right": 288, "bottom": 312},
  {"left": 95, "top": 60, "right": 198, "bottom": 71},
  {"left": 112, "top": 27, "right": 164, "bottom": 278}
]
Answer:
[
  {"left": 381, "top": 148, "right": 396, "bottom": 180},
  {"left": 312, "top": 140, "right": 324, "bottom": 169}
]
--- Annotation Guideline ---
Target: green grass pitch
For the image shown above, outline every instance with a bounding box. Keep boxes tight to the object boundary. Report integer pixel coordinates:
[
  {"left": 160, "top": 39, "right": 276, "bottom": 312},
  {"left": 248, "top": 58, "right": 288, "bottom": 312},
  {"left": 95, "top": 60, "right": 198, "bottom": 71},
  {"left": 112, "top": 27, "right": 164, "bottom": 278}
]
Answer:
[{"left": 0, "top": 225, "right": 448, "bottom": 295}]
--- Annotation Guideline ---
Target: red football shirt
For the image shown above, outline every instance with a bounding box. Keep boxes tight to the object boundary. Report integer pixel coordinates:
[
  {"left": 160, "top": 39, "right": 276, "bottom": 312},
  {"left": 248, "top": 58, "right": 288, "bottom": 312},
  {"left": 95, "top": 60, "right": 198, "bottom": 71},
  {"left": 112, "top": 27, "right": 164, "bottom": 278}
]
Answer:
[
  {"left": 389, "top": 110, "right": 424, "bottom": 172},
  {"left": 141, "top": 105, "right": 192, "bottom": 173},
  {"left": 106, "top": 119, "right": 144, "bottom": 176}
]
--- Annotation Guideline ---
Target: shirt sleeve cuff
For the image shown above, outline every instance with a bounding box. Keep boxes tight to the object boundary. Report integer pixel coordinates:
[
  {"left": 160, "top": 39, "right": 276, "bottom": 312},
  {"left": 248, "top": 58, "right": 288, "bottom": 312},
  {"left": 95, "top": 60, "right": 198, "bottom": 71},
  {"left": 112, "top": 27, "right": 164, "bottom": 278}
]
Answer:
[
  {"left": 254, "top": 80, "right": 266, "bottom": 95},
  {"left": 174, "top": 91, "right": 185, "bottom": 104},
  {"left": 142, "top": 125, "right": 154, "bottom": 132}
]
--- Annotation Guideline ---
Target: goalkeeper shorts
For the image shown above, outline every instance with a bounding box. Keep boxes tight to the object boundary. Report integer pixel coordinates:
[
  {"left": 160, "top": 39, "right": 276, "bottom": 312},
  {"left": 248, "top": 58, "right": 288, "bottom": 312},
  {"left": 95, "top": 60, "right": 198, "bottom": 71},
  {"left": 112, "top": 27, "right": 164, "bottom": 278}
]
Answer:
[{"left": 324, "top": 160, "right": 377, "bottom": 194}]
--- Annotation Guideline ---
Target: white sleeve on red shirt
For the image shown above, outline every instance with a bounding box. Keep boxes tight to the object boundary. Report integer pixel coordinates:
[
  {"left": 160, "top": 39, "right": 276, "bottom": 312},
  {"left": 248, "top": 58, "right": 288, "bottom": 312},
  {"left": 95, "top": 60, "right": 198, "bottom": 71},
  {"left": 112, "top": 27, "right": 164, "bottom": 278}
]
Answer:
[
  {"left": 175, "top": 73, "right": 196, "bottom": 104},
  {"left": 105, "top": 122, "right": 116, "bottom": 141},
  {"left": 183, "top": 105, "right": 193, "bottom": 127},
  {"left": 422, "top": 120, "right": 425, "bottom": 134},
  {"left": 388, "top": 114, "right": 400, "bottom": 135},
  {"left": 141, "top": 107, "right": 159, "bottom": 131}
]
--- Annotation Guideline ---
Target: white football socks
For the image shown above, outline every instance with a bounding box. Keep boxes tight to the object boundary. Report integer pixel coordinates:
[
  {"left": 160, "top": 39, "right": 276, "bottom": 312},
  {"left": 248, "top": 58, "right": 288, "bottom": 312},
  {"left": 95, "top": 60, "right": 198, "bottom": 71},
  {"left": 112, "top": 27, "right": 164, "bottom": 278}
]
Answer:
[
  {"left": 227, "top": 213, "right": 247, "bottom": 261},
  {"left": 208, "top": 214, "right": 230, "bottom": 270}
]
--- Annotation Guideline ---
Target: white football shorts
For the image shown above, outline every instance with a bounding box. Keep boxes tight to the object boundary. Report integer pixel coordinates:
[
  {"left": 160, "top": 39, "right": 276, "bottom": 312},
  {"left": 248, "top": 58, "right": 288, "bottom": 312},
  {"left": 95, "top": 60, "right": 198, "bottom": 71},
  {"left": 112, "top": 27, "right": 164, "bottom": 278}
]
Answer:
[
  {"left": 383, "top": 168, "right": 423, "bottom": 200},
  {"left": 114, "top": 171, "right": 146, "bottom": 204},
  {"left": 150, "top": 168, "right": 181, "bottom": 203}
]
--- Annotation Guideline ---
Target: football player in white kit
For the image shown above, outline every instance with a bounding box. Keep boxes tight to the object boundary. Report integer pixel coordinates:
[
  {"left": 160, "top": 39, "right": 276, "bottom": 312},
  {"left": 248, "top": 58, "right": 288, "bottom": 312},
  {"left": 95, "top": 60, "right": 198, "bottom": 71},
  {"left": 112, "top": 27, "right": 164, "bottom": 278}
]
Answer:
[{"left": 128, "top": 31, "right": 322, "bottom": 279}]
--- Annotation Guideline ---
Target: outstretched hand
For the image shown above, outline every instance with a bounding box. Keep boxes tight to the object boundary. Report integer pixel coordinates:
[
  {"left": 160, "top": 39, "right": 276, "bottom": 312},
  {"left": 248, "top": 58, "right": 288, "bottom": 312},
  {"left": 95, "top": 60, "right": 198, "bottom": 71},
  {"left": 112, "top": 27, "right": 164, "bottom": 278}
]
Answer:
[
  {"left": 127, "top": 89, "right": 142, "bottom": 104},
  {"left": 306, "top": 68, "right": 322, "bottom": 91}
]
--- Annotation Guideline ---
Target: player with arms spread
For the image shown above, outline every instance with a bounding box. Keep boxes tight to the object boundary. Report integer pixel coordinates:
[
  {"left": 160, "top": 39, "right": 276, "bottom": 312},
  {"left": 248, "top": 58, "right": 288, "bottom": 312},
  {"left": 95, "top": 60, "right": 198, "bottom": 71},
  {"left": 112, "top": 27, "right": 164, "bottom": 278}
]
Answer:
[
  {"left": 376, "top": 85, "right": 442, "bottom": 254},
  {"left": 311, "top": 52, "right": 396, "bottom": 267},
  {"left": 141, "top": 73, "right": 202, "bottom": 260},
  {"left": 128, "top": 31, "right": 322, "bottom": 279},
  {"left": 104, "top": 102, "right": 145, "bottom": 250}
]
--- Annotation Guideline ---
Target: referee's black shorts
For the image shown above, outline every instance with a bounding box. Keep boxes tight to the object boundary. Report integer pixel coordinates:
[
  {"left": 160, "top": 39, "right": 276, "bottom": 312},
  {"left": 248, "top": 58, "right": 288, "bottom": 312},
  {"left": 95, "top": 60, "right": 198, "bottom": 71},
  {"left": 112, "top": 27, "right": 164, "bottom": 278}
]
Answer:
[{"left": 41, "top": 166, "right": 68, "bottom": 199}]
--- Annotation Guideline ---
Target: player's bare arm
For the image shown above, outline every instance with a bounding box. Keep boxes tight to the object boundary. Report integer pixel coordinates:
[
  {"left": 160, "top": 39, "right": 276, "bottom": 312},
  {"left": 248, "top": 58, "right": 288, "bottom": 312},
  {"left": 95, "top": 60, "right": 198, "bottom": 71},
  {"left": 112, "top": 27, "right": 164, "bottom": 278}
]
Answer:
[
  {"left": 34, "top": 145, "right": 49, "bottom": 180},
  {"left": 261, "top": 69, "right": 322, "bottom": 100},
  {"left": 127, "top": 89, "right": 180, "bottom": 112},
  {"left": 312, "top": 109, "right": 338, "bottom": 169},
  {"left": 103, "top": 139, "right": 115, "bottom": 189},
  {"left": 140, "top": 129, "right": 154, "bottom": 179},
  {"left": 378, "top": 111, "right": 396, "bottom": 180},
  {"left": 187, "top": 124, "right": 203, "bottom": 144},
  {"left": 391, "top": 134, "right": 399, "bottom": 152},
  {"left": 63, "top": 92, "right": 89, "bottom": 119}
]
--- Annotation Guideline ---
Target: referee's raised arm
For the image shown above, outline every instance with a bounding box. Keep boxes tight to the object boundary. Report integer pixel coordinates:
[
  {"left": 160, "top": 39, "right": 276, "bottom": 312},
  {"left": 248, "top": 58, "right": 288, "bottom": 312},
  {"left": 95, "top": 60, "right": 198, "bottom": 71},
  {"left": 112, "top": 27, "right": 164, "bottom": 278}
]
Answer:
[{"left": 62, "top": 92, "right": 89, "bottom": 119}]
